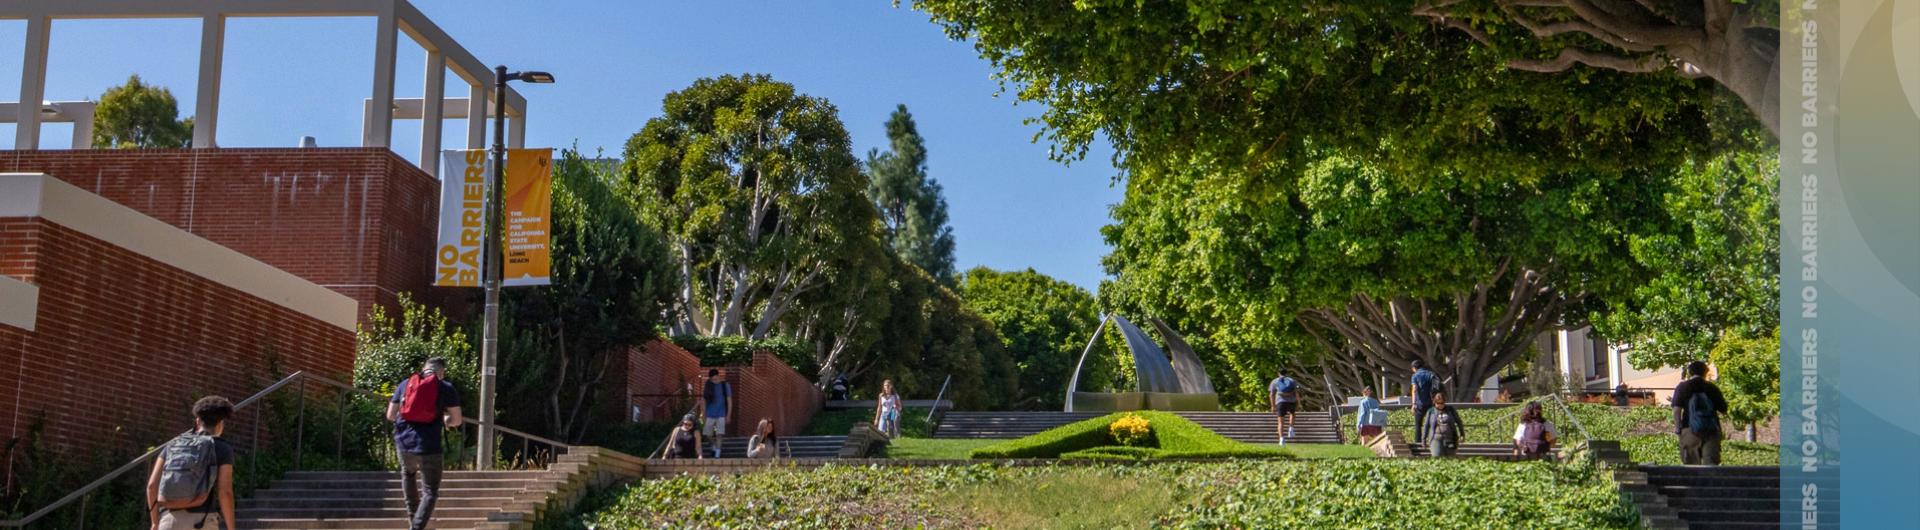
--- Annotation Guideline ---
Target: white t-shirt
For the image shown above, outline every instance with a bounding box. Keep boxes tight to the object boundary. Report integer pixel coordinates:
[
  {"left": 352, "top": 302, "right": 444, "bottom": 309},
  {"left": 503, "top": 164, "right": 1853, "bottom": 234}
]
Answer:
[{"left": 1513, "top": 421, "right": 1559, "bottom": 442}]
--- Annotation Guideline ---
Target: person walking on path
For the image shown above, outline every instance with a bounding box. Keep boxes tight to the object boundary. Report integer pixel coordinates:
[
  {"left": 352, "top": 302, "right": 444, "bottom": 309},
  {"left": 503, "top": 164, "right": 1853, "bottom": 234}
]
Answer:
[
  {"left": 1512, "top": 401, "right": 1559, "bottom": 459},
  {"left": 1355, "top": 386, "right": 1387, "bottom": 442},
  {"left": 1268, "top": 371, "right": 1301, "bottom": 444},
  {"left": 1422, "top": 391, "right": 1464, "bottom": 457},
  {"left": 147, "top": 396, "right": 237, "bottom": 530},
  {"left": 873, "top": 380, "right": 903, "bottom": 438},
  {"left": 386, "top": 357, "right": 463, "bottom": 530},
  {"left": 699, "top": 369, "right": 734, "bottom": 459},
  {"left": 1673, "top": 360, "right": 1729, "bottom": 465},
  {"left": 747, "top": 418, "right": 779, "bottom": 459},
  {"left": 1409, "top": 360, "right": 1440, "bottom": 445},
  {"left": 663, "top": 414, "right": 703, "bottom": 459}
]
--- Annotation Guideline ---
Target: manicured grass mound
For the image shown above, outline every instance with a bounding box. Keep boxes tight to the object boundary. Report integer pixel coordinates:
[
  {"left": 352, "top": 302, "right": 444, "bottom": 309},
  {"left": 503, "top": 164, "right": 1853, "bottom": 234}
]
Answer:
[
  {"left": 968, "top": 411, "right": 1287, "bottom": 460},
  {"left": 576, "top": 460, "right": 1638, "bottom": 529}
]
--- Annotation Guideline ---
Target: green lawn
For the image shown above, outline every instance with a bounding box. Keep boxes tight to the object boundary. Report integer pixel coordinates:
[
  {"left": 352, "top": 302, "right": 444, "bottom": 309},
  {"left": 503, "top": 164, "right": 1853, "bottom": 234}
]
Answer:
[
  {"left": 565, "top": 459, "right": 1636, "bottom": 529},
  {"left": 1267, "top": 443, "right": 1376, "bottom": 459},
  {"left": 802, "top": 407, "right": 934, "bottom": 436},
  {"left": 884, "top": 437, "right": 999, "bottom": 459}
]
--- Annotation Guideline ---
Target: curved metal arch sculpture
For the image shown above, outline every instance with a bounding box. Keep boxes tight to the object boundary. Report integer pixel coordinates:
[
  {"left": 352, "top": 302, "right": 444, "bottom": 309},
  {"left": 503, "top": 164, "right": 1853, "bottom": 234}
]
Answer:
[{"left": 1063, "top": 314, "right": 1218, "bottom": 411}]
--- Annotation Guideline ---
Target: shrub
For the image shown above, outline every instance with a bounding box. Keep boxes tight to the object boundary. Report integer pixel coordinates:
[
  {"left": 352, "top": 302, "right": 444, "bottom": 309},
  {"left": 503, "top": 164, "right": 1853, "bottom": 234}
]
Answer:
[{"left": 1109, "top": 414, "right": 1152, "bottom": 447}]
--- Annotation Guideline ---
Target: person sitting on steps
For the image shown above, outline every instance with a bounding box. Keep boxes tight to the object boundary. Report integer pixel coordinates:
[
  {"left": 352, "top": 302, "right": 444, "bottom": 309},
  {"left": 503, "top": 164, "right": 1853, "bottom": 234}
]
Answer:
[
  {"left": 747, "top": 418, "right": 778, "bottom": 459},
  {"left": 663, "top": 414, "right": 703, "bottom": 459},
  {"left": 1512, "top": 401, "right": 1558, "bottom": 460}
]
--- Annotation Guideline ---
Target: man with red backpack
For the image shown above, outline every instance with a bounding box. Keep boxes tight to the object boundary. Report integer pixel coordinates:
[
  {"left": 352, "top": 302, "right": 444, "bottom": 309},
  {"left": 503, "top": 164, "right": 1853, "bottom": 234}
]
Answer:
[{"left": 386, "top": 357, "right": 464, "bottom": 530}]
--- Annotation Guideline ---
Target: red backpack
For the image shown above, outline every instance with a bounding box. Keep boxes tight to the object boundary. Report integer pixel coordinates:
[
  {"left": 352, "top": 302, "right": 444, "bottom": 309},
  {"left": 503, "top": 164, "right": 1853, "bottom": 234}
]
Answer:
[{"left": 399, "top": 373, "right": 442, "bottom": 423}]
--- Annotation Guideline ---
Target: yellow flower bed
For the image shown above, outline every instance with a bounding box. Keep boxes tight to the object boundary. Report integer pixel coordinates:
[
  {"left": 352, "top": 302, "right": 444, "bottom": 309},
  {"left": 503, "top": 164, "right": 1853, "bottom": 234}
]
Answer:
[{"left": 1109, "top": 413, "right": 1152, "bottom": 446}]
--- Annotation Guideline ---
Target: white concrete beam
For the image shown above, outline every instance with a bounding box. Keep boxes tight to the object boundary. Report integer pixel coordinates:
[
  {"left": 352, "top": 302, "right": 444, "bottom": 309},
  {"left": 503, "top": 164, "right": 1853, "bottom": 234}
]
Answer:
[
  {"left": 466, "top": 83, "right": 487, "bottom": 149},
  {"left": 508, "top": 109, "right": 525, "bottom": 148},
  {"left": 363, "top": 5, "right": 397, "bottom": 148},
  {"left": 66, "top": 103, "right": 93, "bottom": 148},
  {"left": 420, "top": 51, "right": 446, "bottom": 175},
  {"left": 15, "top": 15, "right": 51, "bottom": 149},
  {"left": 193, "top": 14, "right": 225, "bottom": 148}
]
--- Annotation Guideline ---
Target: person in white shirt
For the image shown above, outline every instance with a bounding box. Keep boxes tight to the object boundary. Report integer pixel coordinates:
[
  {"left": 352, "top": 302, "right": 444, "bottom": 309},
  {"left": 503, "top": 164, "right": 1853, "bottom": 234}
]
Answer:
[{"left": 1511, "top": 401, "right": 1559, "bottom": 459}]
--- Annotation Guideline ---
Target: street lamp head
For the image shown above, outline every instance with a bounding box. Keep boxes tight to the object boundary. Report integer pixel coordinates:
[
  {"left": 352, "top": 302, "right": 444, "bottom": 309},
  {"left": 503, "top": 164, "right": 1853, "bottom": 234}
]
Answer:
[{"left": 513, "top": 71, "right": 556, "bottom": 84}]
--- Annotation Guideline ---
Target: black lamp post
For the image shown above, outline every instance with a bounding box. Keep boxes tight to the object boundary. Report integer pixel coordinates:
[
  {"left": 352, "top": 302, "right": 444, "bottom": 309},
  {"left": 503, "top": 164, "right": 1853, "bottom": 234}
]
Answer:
[{"left": 478, "top": 65, "right": 552, "bottom": 470}]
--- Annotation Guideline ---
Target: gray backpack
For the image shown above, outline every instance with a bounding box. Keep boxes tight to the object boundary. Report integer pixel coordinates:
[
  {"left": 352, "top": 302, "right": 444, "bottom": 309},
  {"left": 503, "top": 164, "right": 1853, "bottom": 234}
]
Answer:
[{"left": 156, "top": 433, "right": 218, "bottom": 509}]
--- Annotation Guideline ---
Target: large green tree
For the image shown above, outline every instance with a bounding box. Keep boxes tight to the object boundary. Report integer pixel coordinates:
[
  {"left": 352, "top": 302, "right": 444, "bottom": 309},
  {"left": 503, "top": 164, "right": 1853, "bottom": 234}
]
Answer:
[
  {"left": 959, "top": 267, "right": 1104, "bottom": 409},
  {"left": 622, "top": 74, "right": 880, "bottom": 340},
  {"left": 866, "top": 104, "right": 959, "bottom": 284},
  {"left": 92, "top": 75, "right": 193, "bottom": 148},
  {"left": 854, "top": 257, "right": 1019, "bottom": 409},
  {"left": 497, "top": 150, "right": 678, "bottom": 442},
  {"left": 1102, "top": 156, "right": 1674, "bottom": 405},
  {"left": 911, "top": 0, "right": 1735, "bottom": 192}
]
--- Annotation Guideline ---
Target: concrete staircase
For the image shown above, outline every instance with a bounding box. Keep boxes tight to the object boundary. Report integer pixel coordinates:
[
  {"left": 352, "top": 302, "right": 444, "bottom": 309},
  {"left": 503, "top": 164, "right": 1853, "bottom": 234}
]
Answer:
[
  {"left": 238, "top": 471, "right": 542, "bottom": 529},
  {"left": 1635, "top": 466, "right": 1802, "bottom": 529},
  {"left": 1406, "top": 442, "right": 1534, "bottom": 460},
  {"left": 932, "top": 412, "right": 1100, "bottom": 439},
  {"left": 710, "top": 435, "right": 847, "bottom": 458},
  {"left": 1176, "top": 411, "right": 1341, "bottom": 444}
]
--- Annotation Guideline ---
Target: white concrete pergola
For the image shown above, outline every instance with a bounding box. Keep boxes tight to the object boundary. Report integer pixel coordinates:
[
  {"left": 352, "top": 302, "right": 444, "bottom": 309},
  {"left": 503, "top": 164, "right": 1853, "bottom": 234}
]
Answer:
[{"left": 2, "top": 0, "right": 531, "bottom": 174}]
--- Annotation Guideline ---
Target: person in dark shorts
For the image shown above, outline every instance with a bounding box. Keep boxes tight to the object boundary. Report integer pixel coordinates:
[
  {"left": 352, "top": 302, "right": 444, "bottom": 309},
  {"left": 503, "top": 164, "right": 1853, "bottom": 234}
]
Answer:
[
  {"left": 1672, "top": 360, "right": 1729, "bottom": 465},
  {"left": 386, "top": 357, "right": 464, "bottom": 530},
  {"left": 146, "top": 396, "right": 237, "bottom": 530},
  {"left": 1268, "top": 370, "right": 1301, "bottom": 444}
]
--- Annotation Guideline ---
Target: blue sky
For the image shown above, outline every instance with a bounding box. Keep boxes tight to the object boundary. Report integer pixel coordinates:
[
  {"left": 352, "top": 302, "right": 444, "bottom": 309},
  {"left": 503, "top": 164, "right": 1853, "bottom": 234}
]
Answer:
[{"left": 0, "top": 1, "right": 1124, "bottom": 290}]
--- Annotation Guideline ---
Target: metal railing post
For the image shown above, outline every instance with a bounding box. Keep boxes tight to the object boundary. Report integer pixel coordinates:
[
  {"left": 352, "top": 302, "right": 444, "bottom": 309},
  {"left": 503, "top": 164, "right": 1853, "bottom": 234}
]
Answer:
[
  {"left": 294, "top": 378, "right": 307, "bottom": 471},
  {"left": 336, "top": 390, "right": 347, "bottom": 462},
  {"left": 250, "top": 403, "right": 262, "bottom": 478},
  {"left": 927, "top": 374, "right": 952, "bottom": 423}
]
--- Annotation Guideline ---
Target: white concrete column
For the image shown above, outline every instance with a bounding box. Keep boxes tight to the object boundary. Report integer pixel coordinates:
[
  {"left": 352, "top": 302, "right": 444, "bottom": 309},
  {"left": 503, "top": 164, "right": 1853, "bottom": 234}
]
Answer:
[
  {"left": 507, "top": 109, "right": 525, "bottom": 148},
  {"left": 1556, "top": 328, "right": 1578, "bottom": 385},
  {"left": 465, "top": 83, "right": 487, "bottom": 149},
  {"left": 364, "top": 9, "right": 398, "bottom": 148},
  {"left": 193, "top": 14, "right": 225, "bottom": 148},
  {"left": 420, "top": 51, "right": 446, "bottom": 175},
  {"left": 66, "top": 103, "right": 94, "bottom": 148},
  {"left": 1607, "top": 343, "right": 1626, "bottom": 388},
  {"left": 15, "top": 15, "right": 51, "bottom": 150}
]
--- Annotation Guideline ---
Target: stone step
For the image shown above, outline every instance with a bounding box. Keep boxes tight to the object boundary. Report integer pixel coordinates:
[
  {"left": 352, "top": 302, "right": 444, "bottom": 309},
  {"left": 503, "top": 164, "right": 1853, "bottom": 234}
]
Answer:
[
  {"left": 1656, "top": 485, "right": 1782, "bottom": 499},
  {"left": 236, "top": 517, "right": 488, "bottom": 529},
  {"left": 236, "top": 507, "right": 500, "bottom": 520},
  {"left": 265, "top": 478, "right": 539, "bottom": 490},
  {"left": 241, "top": 497, "right": 516, "bottom": 510},
  {"left": 250, "top": 488, "right": 525, "bottom": 499},
  {"left": 282, "top": 471, "right": 541, "bottom": 480},
  {"left": 1640, "top": 465, "right": 1780, "bottom": 478}
]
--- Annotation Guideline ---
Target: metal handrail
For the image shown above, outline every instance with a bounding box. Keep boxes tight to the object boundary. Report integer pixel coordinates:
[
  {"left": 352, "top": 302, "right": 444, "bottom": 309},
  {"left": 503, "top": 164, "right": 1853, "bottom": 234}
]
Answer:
[
  {"left": 0, "top": 370, "right": 568, "bottom": 528},
  {"left": 926, "top": 374, "right": 952, "bottom": 423}
]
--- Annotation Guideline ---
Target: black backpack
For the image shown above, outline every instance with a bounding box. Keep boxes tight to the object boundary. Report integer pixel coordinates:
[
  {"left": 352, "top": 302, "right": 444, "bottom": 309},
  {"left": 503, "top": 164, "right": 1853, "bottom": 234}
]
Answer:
[{"left": 1685, "top": 390, "right": 1721, "bottom": 435}]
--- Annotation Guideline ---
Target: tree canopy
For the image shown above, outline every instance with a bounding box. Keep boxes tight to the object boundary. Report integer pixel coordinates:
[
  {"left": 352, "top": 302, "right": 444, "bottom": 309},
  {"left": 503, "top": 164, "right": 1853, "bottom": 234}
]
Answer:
[
  {"left": 867, "top": 105, "right": 959, "bottom": 284},
  {"left": 959, "top": 266, "right": 1106, "bottom": 409},
  {"left": 622, "top": 74, "right": 880, "bottom": 340},
  {"left": 92, "top": 75, "right": 193, "bottom": 148}
]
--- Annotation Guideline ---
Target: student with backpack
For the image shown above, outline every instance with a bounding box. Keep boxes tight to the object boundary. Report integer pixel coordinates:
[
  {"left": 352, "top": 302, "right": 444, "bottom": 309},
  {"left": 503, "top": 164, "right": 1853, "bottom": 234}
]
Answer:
[
  {"left": 1512, "top": 401, "right": 1559, "bottom": 459},
  {"left": 1422, "top": 391, "right": 1464, "bottom": 457},
  {"left": 386, "top": 357, "right": 464, "bottom": 530},
  {"left": 146, "top": 396, "right": 237, "bottom": 530},
  {"left": 1673, "top": 360, "right": 1729, "bottom": 465},
  {"left": 1268, "top": 370, "right": 1301, "bottom": 444},
  {"left": 1408, "top": 360, "right": 1440, "bottom": 445},
  {"left": 699, "top": 369, "right": 734, "bottom": 459}
]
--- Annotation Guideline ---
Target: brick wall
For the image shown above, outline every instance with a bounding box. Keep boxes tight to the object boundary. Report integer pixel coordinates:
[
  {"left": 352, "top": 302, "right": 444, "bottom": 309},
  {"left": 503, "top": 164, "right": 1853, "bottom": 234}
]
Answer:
[
  {"left": 615, "top": 339, "right": 822, "bottom": 437},
  {"left": 0, "top": 218, "right": 354, "bottom": 454},
  {"left": 0, "top": 148, "right": 448, "bottom": 320}
]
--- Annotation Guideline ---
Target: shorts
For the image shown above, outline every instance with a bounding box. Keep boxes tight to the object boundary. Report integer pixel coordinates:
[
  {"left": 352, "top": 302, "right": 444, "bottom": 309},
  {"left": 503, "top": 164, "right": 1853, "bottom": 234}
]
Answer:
[
  {"left": 1359, "top": 425, "right": 1383, "bottom": 438},
  {"left": 702, "top": 416, "right": 727, "bottom": 437},
  {"left": 157, "top": 510, "right": 220, "bottom": 530},
  {"left": 1275, "top": 402, "right": 1298, "bottom": 415}
]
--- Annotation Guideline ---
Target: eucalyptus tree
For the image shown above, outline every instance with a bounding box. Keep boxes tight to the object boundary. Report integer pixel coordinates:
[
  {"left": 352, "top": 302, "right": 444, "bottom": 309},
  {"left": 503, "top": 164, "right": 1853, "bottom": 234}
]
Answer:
[{"left": 622, "top": 74, "right": 881, "bottom": 340}]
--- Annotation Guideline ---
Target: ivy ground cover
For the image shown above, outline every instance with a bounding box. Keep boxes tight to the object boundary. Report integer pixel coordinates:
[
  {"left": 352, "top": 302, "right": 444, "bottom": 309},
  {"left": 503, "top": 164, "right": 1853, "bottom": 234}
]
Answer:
[
  {"left": 566, "top": 459, "right": 1637, "bottom": 529},
  {"left": 1342, "top": 402, "right": 1778, "bottom": 465}
]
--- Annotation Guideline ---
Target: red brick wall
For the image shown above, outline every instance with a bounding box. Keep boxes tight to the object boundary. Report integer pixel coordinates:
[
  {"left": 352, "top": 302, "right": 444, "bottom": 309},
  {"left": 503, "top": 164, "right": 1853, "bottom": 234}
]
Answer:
[
  {"left": 0, "top": 148, "right": 448, "bottom": 320},
  {"left": 0, "top": 218, "right": 354, "bottom": 454},
  {"left": 615, "top": 340, "right": 822, "bottom": 437}
]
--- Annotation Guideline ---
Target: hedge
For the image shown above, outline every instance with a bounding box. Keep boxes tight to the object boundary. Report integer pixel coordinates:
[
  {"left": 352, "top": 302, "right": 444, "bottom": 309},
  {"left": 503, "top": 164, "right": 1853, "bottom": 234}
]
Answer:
[{"left": 969, "top": 411, "right": 1287, "bottom": 460}]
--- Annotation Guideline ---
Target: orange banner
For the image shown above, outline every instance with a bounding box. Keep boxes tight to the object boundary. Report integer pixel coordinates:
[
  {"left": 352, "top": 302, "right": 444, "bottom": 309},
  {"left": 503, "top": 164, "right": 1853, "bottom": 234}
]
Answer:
[{"left": 502, "top": 148, "right": 553, "bottom": 287}]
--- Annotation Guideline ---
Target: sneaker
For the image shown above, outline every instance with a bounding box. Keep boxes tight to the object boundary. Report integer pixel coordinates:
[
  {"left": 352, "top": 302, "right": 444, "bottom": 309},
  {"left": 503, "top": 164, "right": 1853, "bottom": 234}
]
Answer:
[
  {"left": 1278, "top": 436, "right": 1287, "bottom": 446},
  {"left": 1288, "top": 427, "right": 1295, "bottom": 437}
]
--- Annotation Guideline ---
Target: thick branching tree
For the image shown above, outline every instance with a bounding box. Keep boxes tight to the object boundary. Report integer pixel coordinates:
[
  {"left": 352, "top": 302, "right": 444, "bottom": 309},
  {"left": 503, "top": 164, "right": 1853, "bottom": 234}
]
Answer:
[
  {"left": 498, "top": 151, "right": 677, "bottom": 442},
  {"left": 623, "top": 74, "right": 879, "bottom": 339},
  {"left": 1412, "top": 0, "right": 1782, "bottom": 135},
  {"left": 93, "top": 75, "right": 193, "bottom": 148},
  {"left": 867, "top": 105, "right": 959, "bottom": 284},
  {"left": 1103, "top": 156, "right": 1672, "bottom": 404}
]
